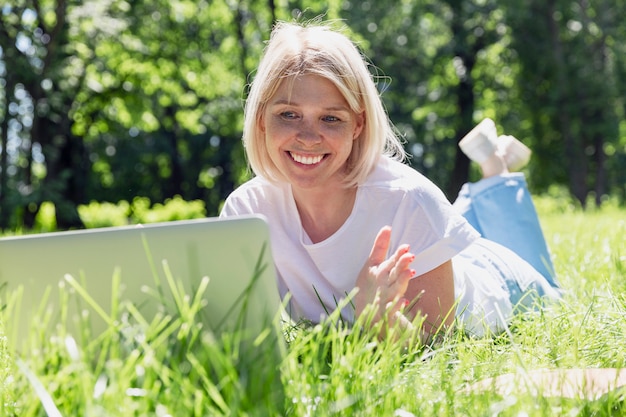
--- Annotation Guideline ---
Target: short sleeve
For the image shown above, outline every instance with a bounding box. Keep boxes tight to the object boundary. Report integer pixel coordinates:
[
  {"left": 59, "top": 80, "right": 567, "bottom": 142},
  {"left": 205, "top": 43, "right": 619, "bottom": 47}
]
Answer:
[{"left": 389, "top": 176, "right": 480, "bottom": 276}]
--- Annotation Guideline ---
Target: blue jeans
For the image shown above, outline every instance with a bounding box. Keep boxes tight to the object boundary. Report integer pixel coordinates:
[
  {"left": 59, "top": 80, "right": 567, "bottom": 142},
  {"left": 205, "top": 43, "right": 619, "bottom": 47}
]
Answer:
[{"left": 453, "top": 173, "right": 559, "bottom": 289}]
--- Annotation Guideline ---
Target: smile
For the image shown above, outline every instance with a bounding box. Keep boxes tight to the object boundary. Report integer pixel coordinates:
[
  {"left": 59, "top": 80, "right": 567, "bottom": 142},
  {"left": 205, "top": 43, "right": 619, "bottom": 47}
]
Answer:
[{"left": 289, "top": 152, "right": 324, "bottom": 165}]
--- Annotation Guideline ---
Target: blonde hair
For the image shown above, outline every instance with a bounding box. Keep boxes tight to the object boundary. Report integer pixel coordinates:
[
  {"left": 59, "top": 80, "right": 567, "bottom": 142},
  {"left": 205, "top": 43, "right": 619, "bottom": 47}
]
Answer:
[{"left": 243, "top": 21, "right": 406, "bottom": 187}]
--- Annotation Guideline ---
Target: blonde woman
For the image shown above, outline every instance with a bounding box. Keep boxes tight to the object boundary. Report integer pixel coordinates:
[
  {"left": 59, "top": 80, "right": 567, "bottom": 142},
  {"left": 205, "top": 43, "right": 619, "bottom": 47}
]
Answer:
[{"left": 220, "top": 21, "right": 560, "bottom": 341}]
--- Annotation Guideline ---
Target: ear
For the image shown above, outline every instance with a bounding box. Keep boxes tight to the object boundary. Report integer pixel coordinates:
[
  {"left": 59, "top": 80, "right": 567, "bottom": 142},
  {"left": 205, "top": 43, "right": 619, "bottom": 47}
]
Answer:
[
  {"left": 259, "top": 113, "right": 266, "bottom": 133},
  {"left": 353, "top": 111, "right": 365, "bottom": 141}
]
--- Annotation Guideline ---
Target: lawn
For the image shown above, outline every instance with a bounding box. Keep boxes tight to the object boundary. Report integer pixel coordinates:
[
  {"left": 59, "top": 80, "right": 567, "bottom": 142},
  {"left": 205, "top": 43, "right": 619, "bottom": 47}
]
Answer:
[{"left": 1, "top": 198, "right": 625, "bottom": 416}]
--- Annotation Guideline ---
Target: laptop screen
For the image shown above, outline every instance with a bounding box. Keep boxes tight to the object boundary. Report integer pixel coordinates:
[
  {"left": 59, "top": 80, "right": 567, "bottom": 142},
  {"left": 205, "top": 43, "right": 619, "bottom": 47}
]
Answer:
[{"left": 0, "top": 215, "right": 283, "bottom": 351}]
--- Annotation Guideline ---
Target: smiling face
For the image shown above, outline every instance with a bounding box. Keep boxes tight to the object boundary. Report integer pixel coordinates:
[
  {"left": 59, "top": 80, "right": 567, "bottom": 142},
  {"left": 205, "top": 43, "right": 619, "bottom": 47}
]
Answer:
[{"left": 260, "top": 74, "right": 364, "bottom": 192}]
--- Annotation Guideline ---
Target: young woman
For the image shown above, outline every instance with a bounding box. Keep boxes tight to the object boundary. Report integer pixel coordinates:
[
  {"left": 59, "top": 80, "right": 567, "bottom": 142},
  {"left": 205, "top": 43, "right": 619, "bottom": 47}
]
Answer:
[{"left": 220, "top": 21, "right": 560, "bottom": 341}]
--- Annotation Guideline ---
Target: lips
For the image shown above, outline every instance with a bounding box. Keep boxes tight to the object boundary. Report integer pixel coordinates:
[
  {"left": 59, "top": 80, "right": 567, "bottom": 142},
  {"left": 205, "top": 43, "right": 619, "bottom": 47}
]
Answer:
[{"left": 289, "top": 152, "right": 324, "bottom": 165}]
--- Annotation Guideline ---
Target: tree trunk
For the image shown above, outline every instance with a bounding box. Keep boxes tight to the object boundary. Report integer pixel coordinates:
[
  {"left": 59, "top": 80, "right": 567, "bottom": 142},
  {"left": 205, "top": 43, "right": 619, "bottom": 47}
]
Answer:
[
  {"left": 547, "top": 0, "right": 588, "bottom": 207},
  {"left": 448, "top": 74, "right": 475, "bottom": 199},
  {"left": 0, "top": 88, "right": 11, "bottom": 230},
  {"left": 445, "top": 0, "right": 479, "bottom": 200},
  {"left": 268, "top": 0, "right": 276, "bottom": 23},
  {"left": 163, "top": 106, "right": 184, "bottom": 198},
  {"left": 0, "top": 55, "right": 15, "bottom": 229},
  {"left": 55, "top": 134, "right": 87, "bottom": 229}
]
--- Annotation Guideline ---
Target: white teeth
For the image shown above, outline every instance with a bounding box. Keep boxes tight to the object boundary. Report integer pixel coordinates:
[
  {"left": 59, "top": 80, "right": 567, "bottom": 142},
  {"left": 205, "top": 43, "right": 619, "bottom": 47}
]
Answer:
[{"left": 290, "top": 152, "right": 323, "bottom": 165}]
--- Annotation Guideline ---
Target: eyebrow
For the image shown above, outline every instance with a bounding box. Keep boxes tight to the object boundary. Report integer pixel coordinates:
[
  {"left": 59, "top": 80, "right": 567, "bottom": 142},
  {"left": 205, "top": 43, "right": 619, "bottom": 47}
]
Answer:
[{"left": 269, "top": 99, "right": 351, "bottom": 112}]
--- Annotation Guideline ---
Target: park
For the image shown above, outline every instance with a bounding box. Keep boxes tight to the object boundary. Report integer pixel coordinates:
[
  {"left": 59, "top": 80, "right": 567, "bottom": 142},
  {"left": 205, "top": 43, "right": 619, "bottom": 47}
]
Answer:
[{"left": 1, "top": 1, "right": 625, "bottom": 415}]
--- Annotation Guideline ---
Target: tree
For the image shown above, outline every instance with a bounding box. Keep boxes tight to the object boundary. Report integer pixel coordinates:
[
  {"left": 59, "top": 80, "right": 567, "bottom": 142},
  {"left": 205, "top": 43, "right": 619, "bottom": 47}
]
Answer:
[
  {"left": 0, "top": 0, "right": 277, "bottom": 229},
  {"left": 0, "top": 0, "right": 113, "bottom": 229},
  {"left": 506, "top": 0, "right": 625, "bottom": 207},
  {"left": 338, "top": 0, "right": 515, "bottom": 198},
  {"left": 1, "top": 1, "right": 624, "bottom": 234}
]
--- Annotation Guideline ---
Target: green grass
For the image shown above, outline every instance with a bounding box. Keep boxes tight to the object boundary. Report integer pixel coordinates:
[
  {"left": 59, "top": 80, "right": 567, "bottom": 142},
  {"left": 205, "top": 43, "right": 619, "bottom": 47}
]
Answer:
[{"left": 1, "top": 199, "right": 625, "bottom": 416}]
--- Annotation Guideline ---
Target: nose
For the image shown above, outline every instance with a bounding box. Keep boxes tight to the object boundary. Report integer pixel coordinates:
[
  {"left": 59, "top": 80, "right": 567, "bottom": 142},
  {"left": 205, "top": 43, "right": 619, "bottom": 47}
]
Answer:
[{"left": 295, "top": 120, "right": 322, "bottom": 145}]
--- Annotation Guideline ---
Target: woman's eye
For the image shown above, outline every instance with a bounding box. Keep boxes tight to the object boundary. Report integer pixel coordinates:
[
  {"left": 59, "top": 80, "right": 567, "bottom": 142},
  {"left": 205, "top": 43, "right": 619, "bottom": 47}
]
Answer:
[
  {"left": 323, "top": 115, "right": 340, "bottom": 123},
  {"left": 280, "top": 111, "right": 298, "bottom": 119}
]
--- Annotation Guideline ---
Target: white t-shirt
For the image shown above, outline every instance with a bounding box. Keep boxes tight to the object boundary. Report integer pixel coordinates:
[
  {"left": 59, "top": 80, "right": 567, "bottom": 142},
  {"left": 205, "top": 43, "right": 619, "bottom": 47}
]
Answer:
[{"left": 220, "top": 156, "right": 497, "bottom": 325}]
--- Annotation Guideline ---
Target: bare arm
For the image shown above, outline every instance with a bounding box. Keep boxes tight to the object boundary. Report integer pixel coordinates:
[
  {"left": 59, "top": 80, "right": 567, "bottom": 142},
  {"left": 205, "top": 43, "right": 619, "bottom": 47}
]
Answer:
[{"left": 403, "top": 260, "right": 456, "bottom": 338}]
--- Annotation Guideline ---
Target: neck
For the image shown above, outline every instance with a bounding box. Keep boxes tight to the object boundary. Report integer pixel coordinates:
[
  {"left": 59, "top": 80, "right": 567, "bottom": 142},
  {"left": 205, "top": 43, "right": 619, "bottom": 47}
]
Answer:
[{"left": 292, "top": 185, "right": 357, "bottom": 244}]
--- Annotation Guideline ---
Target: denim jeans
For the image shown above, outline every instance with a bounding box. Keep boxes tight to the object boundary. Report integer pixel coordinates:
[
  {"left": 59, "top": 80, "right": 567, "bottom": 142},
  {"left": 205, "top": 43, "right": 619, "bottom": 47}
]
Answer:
[{"left": 453, "top": 173, "right": 559, "bottom": 289}]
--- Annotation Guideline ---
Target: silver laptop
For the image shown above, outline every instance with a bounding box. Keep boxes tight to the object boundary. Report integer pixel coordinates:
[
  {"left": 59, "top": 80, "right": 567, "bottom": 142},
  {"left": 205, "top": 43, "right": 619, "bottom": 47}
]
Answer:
[{"left": 0, "top": 215, "right": 283, "bottom": 351}]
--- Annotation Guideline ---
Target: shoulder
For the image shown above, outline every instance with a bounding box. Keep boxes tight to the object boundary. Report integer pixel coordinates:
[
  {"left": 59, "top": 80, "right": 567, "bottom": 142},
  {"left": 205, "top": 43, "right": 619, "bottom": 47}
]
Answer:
[
  {"left": 363, "top": 156, "right": 449, "bottom": 202},
  {"left": 358, "top": 158, "right": 479, "bottom": 276},
  {"left": 361, "top": 156, "right": 464, "bottom": 233}
]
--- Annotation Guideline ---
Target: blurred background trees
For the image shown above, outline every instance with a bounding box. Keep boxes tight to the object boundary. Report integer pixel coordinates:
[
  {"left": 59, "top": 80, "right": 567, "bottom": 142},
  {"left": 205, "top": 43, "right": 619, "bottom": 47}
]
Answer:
[{"left": 1, "top": 0, "right": 624, "bottom": 231}]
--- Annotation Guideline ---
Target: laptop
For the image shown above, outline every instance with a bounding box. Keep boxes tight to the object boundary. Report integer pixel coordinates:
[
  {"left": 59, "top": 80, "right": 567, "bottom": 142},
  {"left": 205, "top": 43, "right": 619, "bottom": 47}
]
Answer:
[{"left": 0, "top": 215, "right": 284, "bottom": 352}]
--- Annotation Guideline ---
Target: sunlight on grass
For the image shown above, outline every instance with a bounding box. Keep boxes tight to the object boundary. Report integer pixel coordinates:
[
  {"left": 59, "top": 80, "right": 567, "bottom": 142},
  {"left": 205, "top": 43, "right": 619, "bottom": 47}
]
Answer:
[{"left": 1, "top": 199, "right": 625, "bottom": 416}]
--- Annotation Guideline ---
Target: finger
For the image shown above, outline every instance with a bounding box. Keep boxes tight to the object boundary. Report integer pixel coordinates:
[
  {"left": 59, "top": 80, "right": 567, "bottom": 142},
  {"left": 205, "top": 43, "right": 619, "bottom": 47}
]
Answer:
[
  {"left": 379, "top": 267, "right": 413, "bottom": 305},
  {"left": 387, "top": 251, "right": 415, "bottom": 284},
  {"left": 393, "top": 244, "right": 411, "bottom": 261},
  {"left": 384, "top": 297, "right": 403, "bottom": 318},
  {"left": 396, "top": 250, "right": 415, "bottom": 270},
  {"left": 386, "top": 297, "right": 409, "bottom": 313},
  {"left": 385, "top": 244, "right": 411, "bottom": 271},
  {"left": 376, "top": 244, "right": 411, "bottom": 279},
  {"left": 390, "top": 309, "right": 415, "bottom": 332},
  {"left": 385, "top": 297, "right": 411, "bottom": 321},
  {"left": 367, "top": 226, "right": 392, "bottom": 267},
  {"left": 388, "top": 266, "right": 415, "bottom": 298}
]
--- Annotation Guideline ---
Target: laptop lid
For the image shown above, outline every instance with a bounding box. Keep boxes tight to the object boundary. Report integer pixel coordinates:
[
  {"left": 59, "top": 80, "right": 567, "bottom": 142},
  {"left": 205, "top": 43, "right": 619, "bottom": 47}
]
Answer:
[{"left": 0, "top": 215, "right": 283, "bottom": 351}]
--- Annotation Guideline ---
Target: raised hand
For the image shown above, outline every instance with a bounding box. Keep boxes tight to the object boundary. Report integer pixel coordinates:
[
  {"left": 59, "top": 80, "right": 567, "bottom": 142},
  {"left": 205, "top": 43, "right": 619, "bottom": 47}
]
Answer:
[{"left": 354, "top": 225, "right": 416, "bottom": 325}]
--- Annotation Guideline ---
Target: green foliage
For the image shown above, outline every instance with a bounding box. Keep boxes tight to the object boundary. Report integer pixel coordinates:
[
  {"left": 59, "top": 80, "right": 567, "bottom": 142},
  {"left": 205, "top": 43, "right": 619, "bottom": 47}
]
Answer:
[
  {"left": 129, "top": 195, "right": 206, "bottom": 224},
  {"left": 32, "top": 202, "right": 57, "bottom": 233},
  {"left": 76, "top": 196, "right": 206, "bottom": 228},
  {"left": 1, "top": 202, "right": 625, "bottom": 415},
  {"left": 78, "top": 200, "right": 131, "bottom": 228},
  {"left": 4, "top": 196, "right": 210, "bottom": 232},
  {"left": 505, "top": 0, "right": 626, "bottom": 206},
  {"left": 2, "top": 1, "right": 625, "bottom": 234}
]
